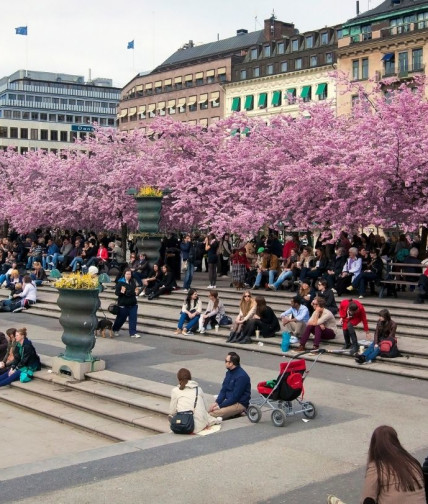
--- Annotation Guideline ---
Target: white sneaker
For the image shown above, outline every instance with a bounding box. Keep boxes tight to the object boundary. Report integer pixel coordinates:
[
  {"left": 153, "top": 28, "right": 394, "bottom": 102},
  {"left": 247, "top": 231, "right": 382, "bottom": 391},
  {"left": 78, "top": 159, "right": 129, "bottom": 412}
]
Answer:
[
  {"left": 207, "top": 285, "right": 213, "bottom": 288},
  {"left": 12, "top": 306, "right": 24, "bottom": 313},
  {"left": 199, "top": 328, "right": 205, "bottom": 334},
  {"left": 211, "top": 285, "right": 216, "bottom": 289},
  {"left": 138, "top": 291, "right": 146, "bottom": 297},
  {"left": 215, "top": 417, "right": 223, "bottom": 424},
  {"left": 113, "top": 331, "right": 120, "bottom": 337},
  {"left": 130, "top": 334, "right": 141, "bottom": 339}
]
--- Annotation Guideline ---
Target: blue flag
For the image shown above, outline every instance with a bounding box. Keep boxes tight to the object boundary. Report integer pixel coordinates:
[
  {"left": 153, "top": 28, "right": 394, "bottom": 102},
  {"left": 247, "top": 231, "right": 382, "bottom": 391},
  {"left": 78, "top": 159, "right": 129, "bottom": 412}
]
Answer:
[
  {"left": 127, "top": 40, "right": 134, "bottom": 49},
  {"left": 15, "top": 26, "right": 28, "bottom": 35}
]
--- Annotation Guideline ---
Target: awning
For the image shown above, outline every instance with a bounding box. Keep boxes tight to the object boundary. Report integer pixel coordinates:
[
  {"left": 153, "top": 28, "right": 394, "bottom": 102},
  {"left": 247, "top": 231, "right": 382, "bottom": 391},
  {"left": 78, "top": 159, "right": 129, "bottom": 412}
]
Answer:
[
  {"left": 286, "top": 88, "right": 296, "bottom": 96},
  {"left": 271, "top": 90, "right": 281, "bottom": 106},
  {"left": 315, "top": 83, "right": 327, "bottom": 96},
  {"left": 119, "top": 109, "right": 128, "bottom": 118},
  {"left": 210, "top": 91, "right": 220, "bottom": 102},
  {"left": 157, "top": 101, "right": 166, "bottom": 110},
  {"left": 198, "top": 94, "right": 208, "bottom": 103},
  {"left": 145, "top": 83, "right": 153, "bottom": 90},
  {"left": 167, "top": 100, "right": 176, "bottom": 108},
  {"left": 244, "top": 95, "right": 254, "bottom": 110},
  {"left": 218, "top": 67, "right": 226, "bottom": 75},
  {"left": 154, "top": 81, "right": 162, "bottom": 87},
  {"left": 300, "top": 86, "right": 311, "bottom": 98},
  {"left": 147, "top": 104, "right": 156, "bottom": 112},
  {"left": 136, "top": 85, "right": 143, "bottom": 92},
  {"left": 174, "top": 76, "right": 182, "bottom": 83},
  {"left": 138, "top": 105, "right": 146, "bottom": 113},
  {"left": 231, "top": 97, "right": 240, "bottom": 111},
  {"left": 128, "top": 107, "right": 137, "bottom": 115},
  {"left": 164, "top": 78, "right": 172, "bottom": 86},
  {"left": 177, "top": 98, "right": 186, "bottom": 107},
  {"left": 185, "top": 74, "right": 193, "bottom": 81},
  {"left": 258, "top": 93, "right": 267, "bottom": 107},
  {"left": 382, "top": 52, "right": 395, "bottom": 61},
  {"left": 187, "top": 96, "right": 197, "bottom": 106},
  {"left": 195, "top": 72, "right": 203, "bottom": 79},
  {"left": 206, "top": 70, "right": 215, "bottom": 77}
]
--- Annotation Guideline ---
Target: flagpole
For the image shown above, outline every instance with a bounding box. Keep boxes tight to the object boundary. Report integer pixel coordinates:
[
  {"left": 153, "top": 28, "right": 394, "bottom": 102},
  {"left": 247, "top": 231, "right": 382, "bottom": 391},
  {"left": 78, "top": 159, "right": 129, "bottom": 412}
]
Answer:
[{"left": 25, "top": 26, "right": 29, "bottom": 77}]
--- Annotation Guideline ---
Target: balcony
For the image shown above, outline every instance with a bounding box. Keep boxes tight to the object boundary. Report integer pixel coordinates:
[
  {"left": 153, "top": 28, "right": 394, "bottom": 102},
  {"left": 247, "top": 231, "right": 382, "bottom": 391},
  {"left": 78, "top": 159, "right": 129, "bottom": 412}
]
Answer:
[{"left": 382, "top": 63, "right": 425, "bottom": 78}]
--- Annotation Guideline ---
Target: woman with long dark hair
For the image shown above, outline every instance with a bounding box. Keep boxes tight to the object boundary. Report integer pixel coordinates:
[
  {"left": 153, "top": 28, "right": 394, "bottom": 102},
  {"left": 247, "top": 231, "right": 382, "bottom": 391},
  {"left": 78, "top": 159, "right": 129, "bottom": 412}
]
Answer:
[
  {"left": 236, "top": 296, "right": 280, "bottom": 344},
  {"left": 175, "top": 288, "right": 202, "bottom": 335},
  {"left": 227, "top": 290, "right": 257, "bottom": 343},
  {"left": 198, "top": 291, "right": 226, "bottom": 334},
  {"left": 360, "top": 425, "right": 425, "bottom": 503},
  {"left": 112, "top": 268, "right": 141, "bottom": 339},
  {"left": 355, "top": 309, "right": 398, "bottom": 364}
]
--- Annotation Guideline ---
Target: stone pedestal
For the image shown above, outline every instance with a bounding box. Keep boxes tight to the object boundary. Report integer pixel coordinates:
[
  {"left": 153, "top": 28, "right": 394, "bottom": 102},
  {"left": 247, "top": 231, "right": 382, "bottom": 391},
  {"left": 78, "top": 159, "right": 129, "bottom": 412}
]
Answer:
[{"left": 51, "top": 356, "right": 106, "bottom": 381}]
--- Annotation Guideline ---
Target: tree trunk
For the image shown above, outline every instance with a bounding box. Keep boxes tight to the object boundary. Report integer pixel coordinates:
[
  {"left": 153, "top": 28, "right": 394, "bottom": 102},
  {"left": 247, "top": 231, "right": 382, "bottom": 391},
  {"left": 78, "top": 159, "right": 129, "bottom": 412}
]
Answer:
[
  {"left": 121, "top": 223, "right": 128, "bottom": 259},
  {"left": 421, "top": 226, "right": 427, "bottom": 259}
]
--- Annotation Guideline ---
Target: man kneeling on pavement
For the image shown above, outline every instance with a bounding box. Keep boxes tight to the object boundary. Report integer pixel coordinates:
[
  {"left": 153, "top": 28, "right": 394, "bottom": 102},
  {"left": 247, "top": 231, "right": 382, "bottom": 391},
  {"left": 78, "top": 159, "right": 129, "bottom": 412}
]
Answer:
[{"left": 209, "top": 352, "right": 251, "bottom": 420}]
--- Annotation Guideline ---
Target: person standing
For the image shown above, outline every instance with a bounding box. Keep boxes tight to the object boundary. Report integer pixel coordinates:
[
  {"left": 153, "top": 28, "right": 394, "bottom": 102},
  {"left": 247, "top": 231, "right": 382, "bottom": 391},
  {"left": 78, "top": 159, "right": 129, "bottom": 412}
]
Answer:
[
  {"left": 208, "top": 352, "right": 251, "bottom": 420},
  {"left": 339, "top": 298, "right": 369, "bottom": 355},
  {"left": 112, "top": 268, "right": 141, "bottom": 339},
  {"left": 219, "top": 233, "right": 232, "bottom": 277},
  {"left": 182, "top": 235, "right": 197, "bottom": 292},
  {"left": 205, "top": 233, "right": 219, "bottom": 289}
]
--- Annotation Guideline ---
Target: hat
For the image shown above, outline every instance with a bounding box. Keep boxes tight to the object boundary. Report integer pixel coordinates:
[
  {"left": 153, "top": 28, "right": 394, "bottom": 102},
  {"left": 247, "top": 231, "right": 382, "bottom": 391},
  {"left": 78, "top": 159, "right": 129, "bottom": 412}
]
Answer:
[
  {"left": 88, "top": 266, "right": 99, "bottom": 276},
  {"left": 257, "top": 247, "right": 265, "bottom": 254}
]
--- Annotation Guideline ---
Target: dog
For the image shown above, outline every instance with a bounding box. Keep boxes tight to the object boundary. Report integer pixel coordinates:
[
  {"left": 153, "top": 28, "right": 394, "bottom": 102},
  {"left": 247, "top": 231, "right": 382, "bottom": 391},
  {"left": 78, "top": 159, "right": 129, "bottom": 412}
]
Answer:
[{"left": 96, "top": 318, "right": 114, "bottom": 338}]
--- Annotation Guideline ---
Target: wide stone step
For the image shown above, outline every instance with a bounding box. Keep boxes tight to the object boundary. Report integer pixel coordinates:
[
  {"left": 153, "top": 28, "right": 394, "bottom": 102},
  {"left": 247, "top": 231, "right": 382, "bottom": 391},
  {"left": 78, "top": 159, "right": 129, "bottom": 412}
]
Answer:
[{"left": 0, "top": 385, "right": 157, "bottom": 442}]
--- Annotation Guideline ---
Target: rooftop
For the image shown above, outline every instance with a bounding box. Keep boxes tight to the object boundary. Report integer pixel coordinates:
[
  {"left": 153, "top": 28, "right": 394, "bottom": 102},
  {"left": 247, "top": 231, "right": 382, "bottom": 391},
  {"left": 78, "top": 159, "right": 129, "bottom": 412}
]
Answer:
[{"left": 345, "top": 0, "right": 428, "bottom": 26}]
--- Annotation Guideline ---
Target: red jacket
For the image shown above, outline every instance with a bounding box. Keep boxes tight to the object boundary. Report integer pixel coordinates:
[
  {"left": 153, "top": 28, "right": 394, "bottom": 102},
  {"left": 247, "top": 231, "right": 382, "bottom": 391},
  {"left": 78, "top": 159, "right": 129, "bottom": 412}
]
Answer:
[
  {"left": 97, "top": 247, "right": 109, "bottom": 261},
  {"left": 339, "top": 299, "right": 369, "bottom": 332}
]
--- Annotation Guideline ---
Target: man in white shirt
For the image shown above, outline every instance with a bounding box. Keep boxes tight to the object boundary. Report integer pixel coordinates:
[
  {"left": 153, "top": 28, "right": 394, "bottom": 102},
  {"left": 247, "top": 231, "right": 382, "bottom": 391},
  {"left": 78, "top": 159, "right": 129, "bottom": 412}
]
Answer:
[{"left": 280, "top": 296, "right": 310, "bottom": 337}]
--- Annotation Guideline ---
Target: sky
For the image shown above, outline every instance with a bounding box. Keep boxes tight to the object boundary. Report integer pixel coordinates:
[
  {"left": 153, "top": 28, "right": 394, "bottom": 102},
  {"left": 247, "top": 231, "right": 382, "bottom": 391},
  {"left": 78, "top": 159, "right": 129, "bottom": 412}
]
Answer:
[{"left": 2, "top": 0, "right": 385, "bottom": 89}]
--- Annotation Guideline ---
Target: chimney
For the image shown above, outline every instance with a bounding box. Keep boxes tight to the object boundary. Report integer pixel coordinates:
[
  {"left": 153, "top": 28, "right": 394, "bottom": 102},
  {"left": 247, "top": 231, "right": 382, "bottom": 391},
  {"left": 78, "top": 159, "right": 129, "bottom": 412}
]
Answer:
[
  {"left": 237, "top": 29, "right": 248, "bottom": 35},
  {"left": 356, "top": 1, "right": 360, "bottom": 15}
]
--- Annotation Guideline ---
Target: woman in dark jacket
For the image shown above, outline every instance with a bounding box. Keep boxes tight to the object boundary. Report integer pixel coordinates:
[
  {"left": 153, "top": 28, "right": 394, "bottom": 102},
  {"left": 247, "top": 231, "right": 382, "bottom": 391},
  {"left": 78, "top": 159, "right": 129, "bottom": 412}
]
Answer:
[
  {"left": 237, "top": 296, "right": 280, "bottom": 343},
  {"left": 147, "top": 265, "right": 176, "bottom": 300},
  {"left": 316, "top": 278, "right": 338, "bottom": 315},
  {"left": 112, "top": 268, "right": 141, "bottom": 338},
  {"left": 0, "top": 327, "right": 41, "bottom": 386}
]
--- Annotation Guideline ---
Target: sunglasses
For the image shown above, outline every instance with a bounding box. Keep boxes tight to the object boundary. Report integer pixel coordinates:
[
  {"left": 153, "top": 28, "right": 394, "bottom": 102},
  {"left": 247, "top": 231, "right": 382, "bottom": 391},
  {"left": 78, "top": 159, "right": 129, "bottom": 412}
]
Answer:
[
  {"left": 225, "top": 359, "right": 231, "bottom": 363},
  {"left": 244, "top": 295, "right": 251, "bottom": 297}
]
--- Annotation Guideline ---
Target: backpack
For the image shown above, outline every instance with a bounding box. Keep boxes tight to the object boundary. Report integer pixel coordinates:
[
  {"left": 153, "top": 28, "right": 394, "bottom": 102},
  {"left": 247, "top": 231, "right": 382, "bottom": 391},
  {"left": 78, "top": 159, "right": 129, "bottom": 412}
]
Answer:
[{"left": 396, "top": 248, "right": 409, "bottom": 262}]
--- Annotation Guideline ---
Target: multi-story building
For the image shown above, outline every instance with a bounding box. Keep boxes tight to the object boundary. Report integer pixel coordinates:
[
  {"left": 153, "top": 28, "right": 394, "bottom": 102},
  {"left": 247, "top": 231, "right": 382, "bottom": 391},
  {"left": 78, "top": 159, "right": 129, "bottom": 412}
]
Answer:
[
  {"left": 118, "top": 18, "right": 300, "bottom": 132},
  {"left": 224, "top": 22, "right": 339, "bottom": 119},
  {"left": 0, "top": 70, "right": 120, "bottom": 154},
  {"left": 337, "top": 0, "right": 428, "bottom": 114}
]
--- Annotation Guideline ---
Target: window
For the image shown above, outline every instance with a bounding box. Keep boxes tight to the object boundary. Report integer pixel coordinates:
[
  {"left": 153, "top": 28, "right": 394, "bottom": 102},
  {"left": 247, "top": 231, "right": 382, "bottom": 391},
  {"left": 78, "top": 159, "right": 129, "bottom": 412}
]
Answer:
[
  {"left": 51, "top": 130, "right": 58, "bottom": 141},
  {"left": 75, "top": 116, "right": 82, "bottom": 123},
  {"left": 13, "top": 111, "right": 21, "bottom": 119},
  {"left": 49, "top": 114, "right": 56, "bottom": 121},
  {"left": 31, "top": 112, "right": 39, "bottom": 120},
  {"left": 41, "top": 129, "right": 48, "bottom": 140},
  {"left": 253, "top": 66, "right": 260, "bottom": 77},
  {"left": 61, "top": 98, "right": 68, "bottom": 105},
  {"left": 295, "top": 58, "right": 302, "bottom": 70},
  {"left": 35, "top": 96, "right": 42, "bottom": 103},
  {"left": 301, "top": 86, "right": 312, "bottom": 102},
  {"left": 69, "top": 99, "right": 76, "bottom": 105},
  {"left": 240, "top": 69, "right": 247, "bottom": 80},
  {"left": 188, "top": 96, "right": 197, "bottom": 112},
  {"left": 277, "top": 42, "right": 285, "bottom": 54},
  {"left": 352, "top": 60, "right": 360, "bottom": 80},
  {"left": 30, "top": 129, "right": 38, "bottom": 140},
  {"left": 382, "top": 53, "right": 395, "bottom": 75},
  {"left": 398, "top": 52, "right": 408, "bottom": 75},
  {"left": 244, "top": 95, "right": 254, "bottom": 111},
  {"left": 22, "top": 111, "right": 30, "bottom": 120},
  {"left": 185, "top": 74, "right": 193, "bottom": 87},
  {"left": 291, "top": 39, "right": 299, "bottom": 51},
  {"left": 263, "top": 45, "right": 271, "bottom": 57},
  {"left": 0, "top": 127, "right": 7, "bottom": 138},
  {"left": 199, "top": 94, "right": 208, "bottom": 110},
  {"left": 52, "top": 98, "right": 59, "bottom": 104},
  {"left": 3, "top": 110, "right": 11, "bottom": 119},
  {"left": 362, "top": 25, "right": 372, "bottom": 41},
  {"left": 26, "top": 95, "right": 34, "bottom": 102},
  {"left": 412, "top": 48, "right": 423, "bottom": 71},
  {"left": 40, "top": 113, "right": 47, "bottom": 121},
  {"left": 195, "top": 76, "right": 204, "bottom": 86},
  {"left": 250, "top": 47, "right": 258, "bottom": 60},
  {"left": 321, "top": 32, "right": 329, "bottom": 45},
  {"left": 66, "top": 115, "right": 73, "bottom": 122},
  {"left": 305, "top": 35, "right": 313, "bottom": 49},
  {"left": 258, "top": 93, "right": 267, "bottom": 109},
  {"left": 362, "top": 58, "right": 369, "bottom": 80},
  {"left": 272, "top": 90, "right": 282, "bottom": 107},
  {"left": 60, "top": 131, "right": 68, "bottom": 142},
  {"left": 77, "top": 100, "right": 84, "bottom": 106},
  {"left": 316, "top": 83, "right": 328, "bottom": 100},
  {"left": 266, "top": 64, "right": 274, "bottom": 75},
  {"left": 231, "top": 97, "right": 241, "bottom": 112},
  {"left": 58, "top": 114, "right": 65, "bottom": 122},
  {"left": 310, "top": 56, "right": 318, "bottom": 67},
  {"left": 10, "top": 128, "right": 18, "bottom": 138},
  {"left": 20, "top": 128, "right": 28, "bottom": 139},
  {"left": 280, "top": 61, "right": 288, "bottom": 72},
  {"left": 326, "top": 52, "right": 333, "bottom": 65},
  {"left": 211, "top": 92, "right": 220, "bottom": 108}
]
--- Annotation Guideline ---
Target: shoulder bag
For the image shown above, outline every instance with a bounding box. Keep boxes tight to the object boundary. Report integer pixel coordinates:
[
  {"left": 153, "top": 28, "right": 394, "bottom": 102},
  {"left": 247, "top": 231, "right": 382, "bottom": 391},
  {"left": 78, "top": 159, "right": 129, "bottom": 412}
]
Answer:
[{"left": 170, "top": 387, "right": 198, "bottom": 434}]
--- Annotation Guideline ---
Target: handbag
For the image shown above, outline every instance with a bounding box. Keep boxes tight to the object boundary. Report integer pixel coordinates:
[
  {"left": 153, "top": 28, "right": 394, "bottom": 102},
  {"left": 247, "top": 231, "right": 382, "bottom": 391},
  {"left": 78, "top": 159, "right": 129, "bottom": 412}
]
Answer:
[
  {"left": 219, "top": 315, "right": 233, "bottom": 326},
  {"left": 108, "top": 303, "right": 120, "bottom": 315},
  {"left": 170, "top": 387, "right": 198, "bottom": 434},
  {"left": 379, "top": 339, "right": 393, "bottom": 353},
  {"left": 19, "top": 367, "right": 34, "bottom": 383}
]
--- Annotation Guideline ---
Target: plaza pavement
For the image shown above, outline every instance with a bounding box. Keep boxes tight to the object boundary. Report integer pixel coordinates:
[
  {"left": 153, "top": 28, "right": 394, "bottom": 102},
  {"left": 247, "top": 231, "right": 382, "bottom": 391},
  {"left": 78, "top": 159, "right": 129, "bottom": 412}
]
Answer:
[{"left": 0, "top": 299, "right": 427, "bottom": 503}]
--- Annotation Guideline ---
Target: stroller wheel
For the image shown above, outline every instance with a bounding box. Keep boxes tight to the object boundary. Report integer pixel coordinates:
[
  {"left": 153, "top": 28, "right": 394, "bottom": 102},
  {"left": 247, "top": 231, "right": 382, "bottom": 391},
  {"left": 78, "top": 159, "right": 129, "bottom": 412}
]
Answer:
[
  {"left": 271, "top": 408, "right": 286, "bottom": 427},
  {"left": 303, "top": 401, "right": 317, "bottom": 419},
  {"left": 247, "top": 405, "right": 262, "bottom": 423}
]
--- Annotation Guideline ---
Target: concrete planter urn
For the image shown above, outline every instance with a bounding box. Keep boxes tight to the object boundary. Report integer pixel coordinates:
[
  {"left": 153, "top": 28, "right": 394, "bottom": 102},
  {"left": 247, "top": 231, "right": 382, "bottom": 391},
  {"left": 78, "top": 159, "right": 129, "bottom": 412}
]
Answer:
[{"left": 57, "top": 288, "right": 100, "bottom": 362}]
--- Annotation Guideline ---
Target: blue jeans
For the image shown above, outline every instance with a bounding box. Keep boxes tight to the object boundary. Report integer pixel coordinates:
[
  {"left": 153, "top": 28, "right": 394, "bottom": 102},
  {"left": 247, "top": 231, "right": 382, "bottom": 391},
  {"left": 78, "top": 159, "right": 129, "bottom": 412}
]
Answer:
[
  {"left": 254, "top": 270, "right": 276, "bottom": 287},
  {"left": 70, "top": 257, "right": 83, "bottom": 272},
  {"left": 363, "top": 342, "right": 380, "bottom": 361},
  {"left": 183, "top": 263, "right": 195, "bottom": 289},
  {"left": 112, "top": 304, "right": 138, "bottom": 335},
  {"left": 51, "top": 253, "right": 64, "bottom": 268},
  {"left": 0, "top": 369, "right": 20, "bottom": 386},
  {"left": 30, "top": 274, "right": 42, "bottom": 286},
  {"left": 272, "top": 270, "right": 292, "bottom": 290},
  {"left": 352, "top": 272, "right": 378, "bottom": 295},
  {"left": 177, "top": 311, "right": 200, "bottom": 331}
]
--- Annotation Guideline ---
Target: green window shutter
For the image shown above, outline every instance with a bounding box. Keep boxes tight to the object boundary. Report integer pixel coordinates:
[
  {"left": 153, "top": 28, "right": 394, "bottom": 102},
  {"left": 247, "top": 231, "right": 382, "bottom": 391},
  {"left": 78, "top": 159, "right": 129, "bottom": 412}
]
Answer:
[
  {"left": 258, "top": 92, "right": 267, "bottom": 107},
  {"left": 300, "top": 86, "right": 311, "bottom": 98},
  {"left": 231, "top": 97, "right": 241, "bottom": 111},
  {"left": 272, "top": 90, "right": 281, "bottom": 106},
  {"left": 315, "top": 83, "right": 327, "bottom": 95},
  {"left": 244, "top": 95, "right": 254, "bottom": 110},
  {"left": 285, "top": 88, "right": 296, "bottom": 97},
  {"left": 242, "top": 127, "right": 250, "bottom": 136},
  {"left": 231, "top": 129, "right": 239, "bottom": 136}
]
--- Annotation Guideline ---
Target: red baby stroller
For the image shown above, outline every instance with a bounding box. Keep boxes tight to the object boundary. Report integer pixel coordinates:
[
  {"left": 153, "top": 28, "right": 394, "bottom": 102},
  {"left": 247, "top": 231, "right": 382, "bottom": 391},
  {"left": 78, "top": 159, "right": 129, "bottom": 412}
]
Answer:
[{"left": 247, "top": 349, "right": 325, "bottom": 427}]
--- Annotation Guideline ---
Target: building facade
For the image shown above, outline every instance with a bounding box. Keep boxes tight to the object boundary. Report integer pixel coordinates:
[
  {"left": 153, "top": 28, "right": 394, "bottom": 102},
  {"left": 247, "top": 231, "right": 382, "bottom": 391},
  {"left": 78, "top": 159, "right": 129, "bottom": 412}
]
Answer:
[
  {"left": 224, "top": 25, "right": 338, "bottom": 119},
  {"left": 0, "top": 70, "right": 120, "bottom": 154},
  {"left": 337, "top": 0, "right": 428, "bottom": 115}
]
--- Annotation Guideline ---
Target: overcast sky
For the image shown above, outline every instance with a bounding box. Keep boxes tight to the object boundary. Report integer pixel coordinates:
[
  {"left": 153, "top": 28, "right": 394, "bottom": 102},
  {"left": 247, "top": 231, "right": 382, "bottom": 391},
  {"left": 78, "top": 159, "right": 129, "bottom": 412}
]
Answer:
[{"left": 2, "top": 0, "right": 384, "bottom": 89}]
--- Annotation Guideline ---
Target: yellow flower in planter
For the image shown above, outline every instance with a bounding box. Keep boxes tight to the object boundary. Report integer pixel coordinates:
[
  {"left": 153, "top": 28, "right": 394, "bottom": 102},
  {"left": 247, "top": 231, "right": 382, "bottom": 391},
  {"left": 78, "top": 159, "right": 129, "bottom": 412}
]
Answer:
[
  {"left": 54, "top": 273, "right": 99, "bottom": 290},
  {"left": 137, "top": 186, "right": 163, "bottom": 197}
]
